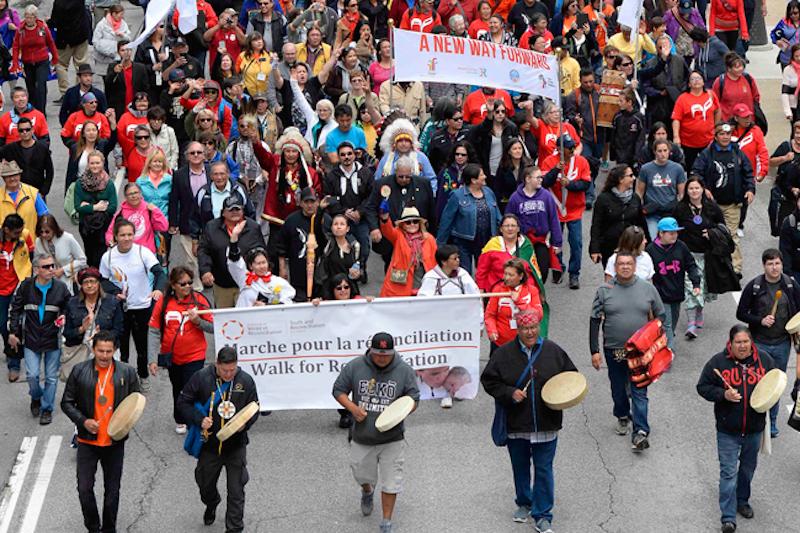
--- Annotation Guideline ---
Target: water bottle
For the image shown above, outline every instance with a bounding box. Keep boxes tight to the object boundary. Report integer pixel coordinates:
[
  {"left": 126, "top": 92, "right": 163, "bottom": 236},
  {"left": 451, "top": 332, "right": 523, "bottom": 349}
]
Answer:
[{"left": 350, "top": 261, "right": 361, "bottom": 280}]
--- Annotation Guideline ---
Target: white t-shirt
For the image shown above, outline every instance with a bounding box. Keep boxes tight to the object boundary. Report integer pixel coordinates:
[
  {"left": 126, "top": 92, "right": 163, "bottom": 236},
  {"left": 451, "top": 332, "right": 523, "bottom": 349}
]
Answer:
[
  {"left": 100, "top": 244, "right": 160, "bottom": 310},
  {"left": 604, "top": 252, "right": 655, "bottom": 281}
]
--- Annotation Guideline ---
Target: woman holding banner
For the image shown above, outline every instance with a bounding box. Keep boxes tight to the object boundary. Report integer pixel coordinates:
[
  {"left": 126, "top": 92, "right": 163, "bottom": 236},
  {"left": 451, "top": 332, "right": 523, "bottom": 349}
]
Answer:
[{"left": 485, "top": 258, "right": 543, "bottom": 351}]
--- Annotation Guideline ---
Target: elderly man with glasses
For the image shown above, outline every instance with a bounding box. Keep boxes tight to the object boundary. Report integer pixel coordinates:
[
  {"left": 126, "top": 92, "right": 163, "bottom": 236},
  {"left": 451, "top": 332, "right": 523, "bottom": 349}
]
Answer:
[{"left": 9, "top": 253, "right": 71, "bottom": 424}]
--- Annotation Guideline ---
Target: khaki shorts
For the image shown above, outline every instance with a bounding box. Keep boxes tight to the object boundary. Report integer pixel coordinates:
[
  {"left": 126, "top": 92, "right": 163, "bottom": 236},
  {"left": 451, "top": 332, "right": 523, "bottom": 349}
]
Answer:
[{"left": 350, "top": 439, "right": 406, "bottom": 494}]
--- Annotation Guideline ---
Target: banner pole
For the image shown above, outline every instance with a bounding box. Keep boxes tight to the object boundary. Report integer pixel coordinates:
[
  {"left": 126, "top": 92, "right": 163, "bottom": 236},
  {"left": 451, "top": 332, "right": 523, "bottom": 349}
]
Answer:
[{"left": 388, "top": 20, "right": 396, "bottom": 112}]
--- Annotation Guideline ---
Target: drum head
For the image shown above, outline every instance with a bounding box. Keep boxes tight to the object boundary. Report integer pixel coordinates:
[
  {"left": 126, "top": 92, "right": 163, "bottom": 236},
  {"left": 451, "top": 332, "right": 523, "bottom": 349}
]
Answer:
[
  {"left": 750, "top": 369, "right": 787, "bottom": 414},
  {"left": 107, "top": 392, "right": 146, "bottom": 441},
  {"left": 541, "top": 372, "right": 588, "bottom": 410},
  {"left": 375, "top": 396, "right": 415, "bottom": 433},
  {"left": 785, "top": 312, "right": 800, "bottom": 334},
  {"left": 216, "top": 401, "right": 259, "bottom": 442}
]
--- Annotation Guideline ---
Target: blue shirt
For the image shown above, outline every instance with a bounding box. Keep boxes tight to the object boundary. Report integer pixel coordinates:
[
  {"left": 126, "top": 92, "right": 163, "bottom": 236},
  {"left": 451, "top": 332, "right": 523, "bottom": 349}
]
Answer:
[
  {"left": 35, "top": 280, "right": 52, "bottom": 322},
  {"left": 8, "top": 190, "right": 48, "bottom": 216},
  {"left": 325, "top": 126, "right": 367, "bottom": 154},
  {"left": 210, "top": 181, "right": 232, "bottom": 218}
]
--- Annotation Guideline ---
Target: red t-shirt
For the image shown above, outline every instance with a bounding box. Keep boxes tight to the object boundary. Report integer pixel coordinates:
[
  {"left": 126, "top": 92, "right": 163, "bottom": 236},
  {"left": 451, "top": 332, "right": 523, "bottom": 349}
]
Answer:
[
  {"left": 0, "top": 108, "right": 49, "bottom": 143},
  {"left": 209, "top": 28, "right": 242, "bottom": 71},
  {"left": 532, "top": 121, "right": 579, "bottom": 161},
  {"left": 540, "top": 153, "right": 591, "bottom": 222},
  {"left": 712, "top": 74, "right": 760, "bottom": 121},
  {"left": 671, "top": 91, "right": 720, "bottom": 149},
  {"left": 0, "top": 235, "right": 33, "bottom": 296},
  {"left": 148, "top": 292, "right": 212, "bottom": 366},
  {"left": 519, "top": 29, "right": 553, "bottom": 52},
  {"left": 61, "top": 111, "right": 111, "bottom": 141},
  {"left": 462, "top": 89, "right": 515, "bottom": 125},
  {"left": 77, "top": 363, "right": 115, "bottom": 447},
  {"left": 123, "top": 65, "right": 134, "bottom": 110},
  {"left": 733, "top": 124, "right": 769, "bottom": 178}
]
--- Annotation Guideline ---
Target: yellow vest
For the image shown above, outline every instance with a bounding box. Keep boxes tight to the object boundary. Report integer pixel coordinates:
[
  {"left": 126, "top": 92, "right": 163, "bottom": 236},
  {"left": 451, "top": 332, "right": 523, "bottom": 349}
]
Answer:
[
  {"left": 296, "top": 43, "right": 331, "bottom": 76},
  {"left": 7, "top": 228, "right": 32, "bottom": 280},
  {"left": 0, "top": 184, "right": 40, "bottom": 234}
]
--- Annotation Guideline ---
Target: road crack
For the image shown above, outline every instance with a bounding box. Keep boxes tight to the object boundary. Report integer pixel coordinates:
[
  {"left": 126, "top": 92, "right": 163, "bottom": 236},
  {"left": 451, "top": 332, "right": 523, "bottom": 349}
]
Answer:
[
  {"left": 580, "top": 403, "right": 617, "bottom": 533},
  {"left": 125, "top": 425, "right": 169, "bottom": 532}
]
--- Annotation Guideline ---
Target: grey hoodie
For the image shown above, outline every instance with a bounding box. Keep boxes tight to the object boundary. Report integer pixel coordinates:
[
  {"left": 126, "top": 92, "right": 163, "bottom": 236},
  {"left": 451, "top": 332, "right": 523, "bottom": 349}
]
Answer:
[{"left": 332, "top": 352, "right": 420, "bottom": 446}]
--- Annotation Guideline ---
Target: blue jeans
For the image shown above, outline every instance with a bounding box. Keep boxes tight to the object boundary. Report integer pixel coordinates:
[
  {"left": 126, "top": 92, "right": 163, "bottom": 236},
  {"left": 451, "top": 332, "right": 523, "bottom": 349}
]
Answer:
[
  {"left": 507, "top": 437, "right": 557, "bottom": 522},
  {"left": 582, "top": 140, "right": 603, "bottom": 205},
  {"left": 717, "top": 430, "right": 760, "bottom": 524},
  {"left": 452, "top": 236, "right": 480, "bottom": 275},
  {"left": 604, "top": 348, "right": 650, "bottom": 437},
  {"left": 557, "top": 219, "right": 582, "bottom": 277},
  {"left": 662, "top": 302, "right": 681, "bottom": 351},
  {"left": 348, "top": 219, "right": 371, "bottom": 264},
  {"left": 754, "top": 339, "right": 791, "bottom": 429},
  {"left": 24, "top": 348, "right": 61, "bottom": 413},
  {"left": 0, "top": 293, "right": 18, "bottom": 371}
]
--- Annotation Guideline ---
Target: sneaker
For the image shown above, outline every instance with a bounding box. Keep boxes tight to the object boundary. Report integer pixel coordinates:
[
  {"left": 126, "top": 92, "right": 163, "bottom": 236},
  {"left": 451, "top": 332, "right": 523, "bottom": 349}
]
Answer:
[
  {"left": 737, "top": 504, "right": 754, "bottom": 519},
  {"left": 721, "top": 522, "right": 737, "bottom": 532},
  {"left": 339, "top": 411, "right": 353, "bottom": 428},
  {"left": 512, "top": 505, "right": 530, "bottom": 523},
  {"left": 203, "top": 504, "right": 217, "bottom": 525},
  {"left": 535, "top": 518, "right": 554, "bottom": 533},
  {"left": 175, "top": 424, "right": 187, "bottom": 435},
  {"left": 601, "top": 160, "right": 610, "bottom": 169},
  {"left": 695, "top": 308, "right": 704, "bottom": 329},
  {"left": 360, "top": 489, "right": 374, "bottom": 516},
  {"left": 569, "top": 276, "right": 580, "bottom": 290},
  {"left": 30, "top": 398, "right": 41, "bottom": 417},
  {"left": 379, "top": 519, "right": 393, "bottom": 533},
  {"left": 70, "top": 430, "right": 78, "bottom": 449},
  {"left": 8, "top": 369, "right": 19, "bottom": 382},
  {"left": 585, "top": 202, "right": 593, "bottom": 211},
  {"left": 440, "top": 396, "right": 453, "bottom": 408},
  {"left": 551, "top": 271, "right": 563, "bottom": 284},
  {"left": 771, "top": 427, "right": 779, "bottom": 439},
  {"left": 139, "top": 378, "right": 151, "bottom": 393},
  {"left": 614, "top": 417, "right": 630, "bottom": 436},
  {"left": 736, "top": 228, "right": 744, "bottom": 238},
  {"left": 685, "top": 324, "right": 698, "bottom": 340},
  {"left": 39, "top": 411, "right": 52, "bottom": 425},
  {"left": 260, "top": 410, "right": 272, "bottom": 416},
  {"left": 632, "top": 431, "right": 649, "bottom": 452}
]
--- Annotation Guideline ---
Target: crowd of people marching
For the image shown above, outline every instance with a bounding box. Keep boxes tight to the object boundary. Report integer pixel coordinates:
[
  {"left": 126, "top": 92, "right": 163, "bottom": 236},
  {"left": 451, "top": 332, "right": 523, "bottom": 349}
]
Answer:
[{"left": 0, "top": 0, "right": 799, "bottom": 531}]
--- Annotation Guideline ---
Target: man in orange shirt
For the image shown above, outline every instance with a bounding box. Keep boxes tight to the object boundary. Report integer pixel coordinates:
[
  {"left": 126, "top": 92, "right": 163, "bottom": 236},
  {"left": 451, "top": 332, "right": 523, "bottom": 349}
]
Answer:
[{"left": 61, "top": 330, "right": 141, "bottom": 533}]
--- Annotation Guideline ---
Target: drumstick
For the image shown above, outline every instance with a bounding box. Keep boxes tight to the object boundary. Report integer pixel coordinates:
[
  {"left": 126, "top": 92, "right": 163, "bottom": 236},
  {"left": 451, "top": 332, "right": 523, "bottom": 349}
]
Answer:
[
  {"left": 713, "top": 369, "right": 735, "bottom": 391},
  {"left": 770, "top": 289, "right": 783, "bottom": 316},
  {"left": 202, "top": 391, "right": 214, "bottom": 441},
  {"left": 522, "top": 378, "right": 531, "bottom": 393}
]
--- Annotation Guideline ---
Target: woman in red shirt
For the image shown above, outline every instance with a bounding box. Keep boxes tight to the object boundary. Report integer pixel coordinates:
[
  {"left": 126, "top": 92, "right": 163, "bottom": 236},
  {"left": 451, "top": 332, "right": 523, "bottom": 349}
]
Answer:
[
  {"left": 468, "top": 0, "right": 492, "bottom": 39},
  {"left": 672, "top": 71, "right": 721, "bottom": 172},
  {"left": 712, "top": 52, "right": 760, "bottom": 121},
  {"left": 709, "top": 0, "right": 749, "bottom": 53},
  {"left": 147, "top": 266, "right": 212, "bottom": 434},
  {"left": 10, "top": 5, "right": 57, "bottom": 115},
  {"left": 484, "top": 257, "right": 543, "bottom": 353}
]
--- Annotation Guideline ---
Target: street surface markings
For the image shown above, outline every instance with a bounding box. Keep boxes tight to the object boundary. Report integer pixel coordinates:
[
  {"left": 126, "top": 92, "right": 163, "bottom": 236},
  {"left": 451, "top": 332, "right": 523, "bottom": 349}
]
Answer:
[
  {"left": 0, "top": 436, "right": 37, "bottom": 533},
  {"left": 19, "top": 436, "right": 62, "bottom": 533}
]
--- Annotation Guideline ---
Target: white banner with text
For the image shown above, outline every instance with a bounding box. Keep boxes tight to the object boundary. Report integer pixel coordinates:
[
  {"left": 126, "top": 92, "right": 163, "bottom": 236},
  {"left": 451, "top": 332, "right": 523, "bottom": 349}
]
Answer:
[
  {"left": 392, "top": 28, "right": 561, "bottom": 104},
  {"left": 212, "top": 295, "right": 484, "bottom": 410}
]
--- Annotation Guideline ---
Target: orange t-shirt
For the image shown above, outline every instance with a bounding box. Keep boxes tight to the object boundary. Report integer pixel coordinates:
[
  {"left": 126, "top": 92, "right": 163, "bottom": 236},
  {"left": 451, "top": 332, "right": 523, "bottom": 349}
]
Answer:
[
  {"left": 77, "top": 364, "right": 115, "bottom": 447},
  {"left": 532, "top": 121, "right": 580, "bottom": 161}
]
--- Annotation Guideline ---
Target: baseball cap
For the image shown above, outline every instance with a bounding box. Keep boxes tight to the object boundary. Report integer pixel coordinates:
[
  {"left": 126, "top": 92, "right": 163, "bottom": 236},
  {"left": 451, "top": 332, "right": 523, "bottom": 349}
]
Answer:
[
  {"left": 369, "top": 332, "right": 395, "bottom": 355},
  {"left": 732, "top": 103, "right": 753, "bottom": 118},
  {"left": 223, "top": 195, "right": 244, "bottom": 210},
  {"left": 300, "top": 187, "right": 318, "bottom": 202},
  {"left": 560, "top": 134, "right": 576, "bottom": 150},
  {"left": 679, "top": 0, "right": 693, "bottom": 13},
  {"left": 657, "top": 217, "right": 684, "bottom": 232},
  {"left": 168, "top": 68, "right": 186, "bottom": 82}
]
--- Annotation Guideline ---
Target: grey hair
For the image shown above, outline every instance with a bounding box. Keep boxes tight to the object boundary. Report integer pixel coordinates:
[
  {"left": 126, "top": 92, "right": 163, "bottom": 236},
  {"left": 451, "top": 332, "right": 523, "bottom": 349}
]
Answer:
[
  {"left": 542, "top": 99, "right": 558, "bottom": 116},
  {"left": 448, "top": 14, "right": 464, "bottom": 27},
  {"left": 23, "top": 5, "right": 37, "bottom": 16},
  {"left": 316, "top": 99, "right": 334, "bottom": 115},
  {"left": 33, "top": 253, "right": 54, "bottom": 267},
  {"left": 395, "top": 155, "right": 414, "bottom": 172},
  {"left": 209, "top": 161, "right": 229, "bottom": 175}
]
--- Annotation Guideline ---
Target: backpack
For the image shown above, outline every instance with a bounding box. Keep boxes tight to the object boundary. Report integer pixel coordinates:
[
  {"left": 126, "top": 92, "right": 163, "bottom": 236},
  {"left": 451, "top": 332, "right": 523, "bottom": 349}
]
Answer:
[{"left": 716, "top": 73, "right": 768, "bottom": 135}]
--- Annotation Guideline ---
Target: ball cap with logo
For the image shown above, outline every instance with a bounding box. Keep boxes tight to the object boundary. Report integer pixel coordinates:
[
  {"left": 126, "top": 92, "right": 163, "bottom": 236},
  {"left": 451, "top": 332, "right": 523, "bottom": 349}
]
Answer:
[{"left": 369, "top": 332, "right": 395, "bottom": 356}]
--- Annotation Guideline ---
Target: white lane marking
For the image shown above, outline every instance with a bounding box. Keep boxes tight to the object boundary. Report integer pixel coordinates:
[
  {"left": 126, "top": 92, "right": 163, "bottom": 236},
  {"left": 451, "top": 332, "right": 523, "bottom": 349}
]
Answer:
[
  {"left": 18, "top": 436, "right": 62, "bottom": 533},
  {"left": 0, "top": 437, "right": 37, "bottom": 533},
  {"left": 731, "top": 291, "right": 741, "bottom": 305}
]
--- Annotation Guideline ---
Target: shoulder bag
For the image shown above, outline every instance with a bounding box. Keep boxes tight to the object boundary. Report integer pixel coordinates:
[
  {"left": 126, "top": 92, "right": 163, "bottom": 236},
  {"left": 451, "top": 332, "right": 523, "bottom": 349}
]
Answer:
[{"left": 490, "top": 339, "right": 544, "bottom": 446}]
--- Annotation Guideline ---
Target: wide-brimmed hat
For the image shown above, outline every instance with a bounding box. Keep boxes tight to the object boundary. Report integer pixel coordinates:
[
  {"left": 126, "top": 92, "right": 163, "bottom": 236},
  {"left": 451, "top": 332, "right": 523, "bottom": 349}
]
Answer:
[
  {"left": 76, "top": 64, "right": 94, "bottom": 76},
  {"left": 0, "top": 160, "right": 22, "bottom": 177},
  {"left": 398, "top": 206, "right": 423, "bottom": 223}
]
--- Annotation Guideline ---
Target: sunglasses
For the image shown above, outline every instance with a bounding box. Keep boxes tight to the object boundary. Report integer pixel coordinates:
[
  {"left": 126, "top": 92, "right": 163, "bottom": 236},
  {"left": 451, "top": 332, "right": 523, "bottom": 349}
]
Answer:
[
  {"left": 176, "top": 281, "right": 193, "bottom": 287},
  {"left": 199, "top": 118, "right": 214, "bottom": 123},
  {"left": 620, "top": 62, "right": 633, "bottom": 67},
  {"left": 135, "top": 135, "right": 149, "bottom": 140},
  {"left": 495, "top": 108, "right": 506, "bottom": 114},
  {"left": 39, "top": 264, "right": 56, "bottom": 270},
  {"left": 455, "top": 152, "right": 468, "bottom": 157},
  {"left": 203, "top": 89, "right": 219, "bottom": 94},
  {"left": 202, "top": 140, "right": 216, "bottom": 145},
  {"left": 450, "top": 116, "right": 463, "bottom": 121},
  {"left": 17, "top": 128, "right": 31, "bottom": 133},
  {"left": 226, "top": 206, "right": 243, "bottom": 211},
  {"left": 188, "top": 150, "right": 204, "bottom": 155},
  {"left": 335, "top": 284, "right": 351, "bottom": 290}
]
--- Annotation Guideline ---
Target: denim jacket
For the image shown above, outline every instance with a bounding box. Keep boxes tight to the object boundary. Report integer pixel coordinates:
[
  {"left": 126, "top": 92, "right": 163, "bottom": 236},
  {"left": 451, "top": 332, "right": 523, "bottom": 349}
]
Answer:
[{"left": 436, "top": 186, "right": 501, "bottom": 243}]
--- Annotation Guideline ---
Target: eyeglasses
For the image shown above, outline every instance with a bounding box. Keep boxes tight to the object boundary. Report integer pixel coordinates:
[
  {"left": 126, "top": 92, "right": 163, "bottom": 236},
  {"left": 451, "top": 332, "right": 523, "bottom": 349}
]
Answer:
[
  {"left": 188, "top": 150, "right": 204, "bottom": 155},
  {"left": 335, "top": 284, "right": 350, "bottom": 290},
  {"left": 404, "top": 220, "right": 420, "bottom": 225},
  {"left": 620, "top": 62, "right": 633, "bottom": 67},
  {"left": 199, "top": 118, "right": 214, "bottom": 123},
  {"left": 450, "top": 115, "right": 463, "bottom": 121},
  {"left": 176, "top": 281, "right": 193, "bottom": 287},
  {"left": 495, "top": 108, "right": 506, "bottom": 114},
  {"left": 17, "top": 128, "right": 31, "bottom": 133},
  {"left": 455, "top": 152, "right": 468, "bottom": 157},
  {"left": 203, "top": 89, "right": 219, "bottom": 94},
  {"left": 38, "top": 264, "right": 56, "bottom": 270},
  {"left": 135, "top": 135, "right": 149, "bottom": 140}
]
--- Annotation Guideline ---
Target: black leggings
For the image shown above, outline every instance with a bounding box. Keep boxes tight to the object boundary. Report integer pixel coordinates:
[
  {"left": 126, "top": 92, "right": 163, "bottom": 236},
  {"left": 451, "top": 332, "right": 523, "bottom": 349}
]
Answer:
[
  {"left": 716, "top": 31, "right": 739, "bottom": 52},
  {"left": 168, "top": 359, "right": 205, "bottom": 423},
  {"left": 121, "top": 308, "right": 151, "bottom": 378},
  {"left": 682, "top": 146, "right": 704, "bottom": 174},
  {"left": 532, "top": 242, "right": 550, "bottom": 283}
]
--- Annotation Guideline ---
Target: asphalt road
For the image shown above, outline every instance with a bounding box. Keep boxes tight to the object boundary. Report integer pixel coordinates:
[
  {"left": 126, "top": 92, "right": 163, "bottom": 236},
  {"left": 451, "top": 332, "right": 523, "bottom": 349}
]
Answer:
[{"left": 0, "top": 2, "right": 799, "bottom": 533}]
